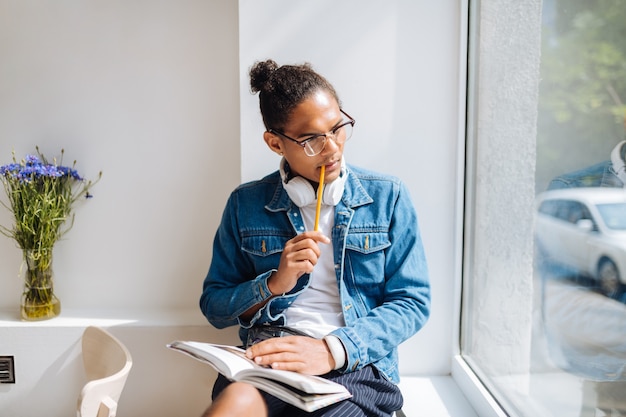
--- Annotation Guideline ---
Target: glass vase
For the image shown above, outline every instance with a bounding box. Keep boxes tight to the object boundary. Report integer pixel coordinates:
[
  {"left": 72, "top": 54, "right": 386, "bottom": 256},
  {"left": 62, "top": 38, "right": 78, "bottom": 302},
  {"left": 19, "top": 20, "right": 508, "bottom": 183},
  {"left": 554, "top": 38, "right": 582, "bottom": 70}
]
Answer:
[{"left": 20, "top": 248, "right": 61, "bottom": 321}]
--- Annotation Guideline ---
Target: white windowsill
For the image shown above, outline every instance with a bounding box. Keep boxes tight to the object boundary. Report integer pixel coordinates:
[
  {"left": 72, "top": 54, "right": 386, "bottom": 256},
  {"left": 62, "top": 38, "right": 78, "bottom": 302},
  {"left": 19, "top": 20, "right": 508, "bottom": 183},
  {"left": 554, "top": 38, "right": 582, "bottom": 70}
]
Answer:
[
  {"left": 398, "top": 374, "right": 479, "bottom": 416},
  {"left": 451, "top": 355, "right": 509, "bottom": 417}
]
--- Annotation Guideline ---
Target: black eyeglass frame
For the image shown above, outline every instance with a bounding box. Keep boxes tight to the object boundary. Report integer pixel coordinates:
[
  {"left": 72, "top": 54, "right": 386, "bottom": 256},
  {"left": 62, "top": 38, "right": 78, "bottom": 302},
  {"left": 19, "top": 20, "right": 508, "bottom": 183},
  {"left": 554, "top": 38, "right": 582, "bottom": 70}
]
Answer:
[{"left": 268, "top": 109, "right": 355, "bottom": 157}]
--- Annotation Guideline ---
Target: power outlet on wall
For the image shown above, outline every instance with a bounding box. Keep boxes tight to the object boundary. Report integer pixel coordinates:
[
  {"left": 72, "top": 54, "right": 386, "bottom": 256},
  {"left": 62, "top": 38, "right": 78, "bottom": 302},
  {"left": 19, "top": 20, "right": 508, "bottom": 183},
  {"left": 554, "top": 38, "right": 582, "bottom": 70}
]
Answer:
[{"left": 0, "top": 356, "right": 15, "bottom": 383}]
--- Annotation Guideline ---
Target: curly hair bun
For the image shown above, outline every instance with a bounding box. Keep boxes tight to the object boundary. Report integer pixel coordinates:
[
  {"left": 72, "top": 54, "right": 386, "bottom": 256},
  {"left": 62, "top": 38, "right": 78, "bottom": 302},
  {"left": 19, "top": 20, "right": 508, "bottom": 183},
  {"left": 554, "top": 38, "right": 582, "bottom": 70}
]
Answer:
[
  {"left": 249, "top": 59, "right": 279, "bottom": 93},
  {"left": 248, "top": 59, "right": 339, "bottom": 129}
]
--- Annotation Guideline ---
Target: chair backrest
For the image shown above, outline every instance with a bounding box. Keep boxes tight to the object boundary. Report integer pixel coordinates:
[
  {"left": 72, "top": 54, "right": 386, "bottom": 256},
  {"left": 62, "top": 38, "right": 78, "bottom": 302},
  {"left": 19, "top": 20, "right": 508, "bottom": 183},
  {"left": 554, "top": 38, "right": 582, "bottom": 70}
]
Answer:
[{"left": 77, "top": 326, "right": 133, "bottom": 417}]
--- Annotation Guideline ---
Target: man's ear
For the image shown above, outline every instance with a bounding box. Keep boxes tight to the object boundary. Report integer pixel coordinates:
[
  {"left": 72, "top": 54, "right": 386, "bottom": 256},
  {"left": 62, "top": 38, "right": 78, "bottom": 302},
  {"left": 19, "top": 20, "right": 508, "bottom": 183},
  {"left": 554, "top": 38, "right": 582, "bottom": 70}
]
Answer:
[{"left": 264, "top": 131, "right": 284, "bottom": 156}]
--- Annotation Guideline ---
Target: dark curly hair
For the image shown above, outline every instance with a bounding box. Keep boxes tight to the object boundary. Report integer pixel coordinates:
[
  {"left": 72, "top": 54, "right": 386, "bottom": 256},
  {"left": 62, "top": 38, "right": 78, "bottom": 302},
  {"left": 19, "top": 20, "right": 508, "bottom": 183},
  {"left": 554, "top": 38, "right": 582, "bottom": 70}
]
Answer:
[{"left": 249, "top": 59, "right": 340, "bottom": 131}]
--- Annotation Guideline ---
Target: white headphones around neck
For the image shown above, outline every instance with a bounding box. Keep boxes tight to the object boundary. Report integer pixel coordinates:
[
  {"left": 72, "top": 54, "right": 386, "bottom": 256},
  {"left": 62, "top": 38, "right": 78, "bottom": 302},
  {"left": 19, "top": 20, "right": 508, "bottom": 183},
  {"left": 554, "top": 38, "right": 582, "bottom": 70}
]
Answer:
[
  {"left": 279, "top": 158, "right": 347, "bottom": 207},
  {"left": 610, "top": 140, "right": 626, "bottom": 186}
]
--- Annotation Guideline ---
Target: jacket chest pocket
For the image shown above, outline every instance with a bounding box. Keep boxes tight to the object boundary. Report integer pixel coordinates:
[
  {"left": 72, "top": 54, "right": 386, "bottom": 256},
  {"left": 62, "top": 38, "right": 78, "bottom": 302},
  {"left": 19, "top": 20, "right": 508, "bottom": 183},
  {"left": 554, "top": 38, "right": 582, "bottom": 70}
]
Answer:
[
  {"left": 345, "top": 231, "right": 390, "bottom": 254},
  {"left": 241, "top": 234, "right": 290, "bottom": 257},
  {"left": 344, "top": 231, "right": 391, "bottom": 300},
  {"left": 241, "top": 234, "right": 291, "bottom": 275}
]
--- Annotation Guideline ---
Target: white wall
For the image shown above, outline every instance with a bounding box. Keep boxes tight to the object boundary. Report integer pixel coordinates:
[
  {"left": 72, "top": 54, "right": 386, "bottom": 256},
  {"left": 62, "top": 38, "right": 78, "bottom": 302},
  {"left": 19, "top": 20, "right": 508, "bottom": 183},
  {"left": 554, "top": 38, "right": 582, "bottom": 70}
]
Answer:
[
  {"left": 0, "top": 0, "right": 240, "bottom": 312},
  {"left": 0, "top": 1, "right": 465, "bottom": 415}
]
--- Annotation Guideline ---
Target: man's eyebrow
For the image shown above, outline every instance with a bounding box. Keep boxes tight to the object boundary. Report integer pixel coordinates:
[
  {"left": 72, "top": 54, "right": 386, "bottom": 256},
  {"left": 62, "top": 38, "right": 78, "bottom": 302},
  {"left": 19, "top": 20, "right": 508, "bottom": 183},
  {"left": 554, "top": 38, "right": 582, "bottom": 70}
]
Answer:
[{"left": 296, "top": 117, "right": 344, "bottom": 139}]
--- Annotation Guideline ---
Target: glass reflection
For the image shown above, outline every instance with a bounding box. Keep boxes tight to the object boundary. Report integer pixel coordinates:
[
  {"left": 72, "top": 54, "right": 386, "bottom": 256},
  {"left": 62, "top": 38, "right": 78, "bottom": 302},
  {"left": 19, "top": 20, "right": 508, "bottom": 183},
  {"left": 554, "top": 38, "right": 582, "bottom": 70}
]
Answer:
[{"left": 535, "top": 0, "right": 626, "bottom": 415}]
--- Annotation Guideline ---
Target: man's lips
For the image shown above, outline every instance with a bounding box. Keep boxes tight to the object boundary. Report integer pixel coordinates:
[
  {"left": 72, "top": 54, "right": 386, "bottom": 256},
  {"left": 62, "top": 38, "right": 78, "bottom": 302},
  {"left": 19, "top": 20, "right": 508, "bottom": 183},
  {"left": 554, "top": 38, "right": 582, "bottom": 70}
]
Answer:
[{"left": 322, "top": 160, "right": 339, "bottom": 171}]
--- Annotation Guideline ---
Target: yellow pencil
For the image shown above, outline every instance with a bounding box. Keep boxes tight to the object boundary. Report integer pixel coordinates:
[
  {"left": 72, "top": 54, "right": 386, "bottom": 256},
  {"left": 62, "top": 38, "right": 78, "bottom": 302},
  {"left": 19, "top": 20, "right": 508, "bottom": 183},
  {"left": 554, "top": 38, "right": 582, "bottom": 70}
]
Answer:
[{"left": 314, "top": 165, "right": 325, "bottom": 231}]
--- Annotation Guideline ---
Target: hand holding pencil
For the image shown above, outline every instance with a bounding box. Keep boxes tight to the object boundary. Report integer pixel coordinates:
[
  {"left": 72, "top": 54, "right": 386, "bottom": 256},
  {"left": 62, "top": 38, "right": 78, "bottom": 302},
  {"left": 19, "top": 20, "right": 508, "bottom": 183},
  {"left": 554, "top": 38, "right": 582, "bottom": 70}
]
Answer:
[{"left": 267, "top": 165, "right": 328, "bottom": 296}]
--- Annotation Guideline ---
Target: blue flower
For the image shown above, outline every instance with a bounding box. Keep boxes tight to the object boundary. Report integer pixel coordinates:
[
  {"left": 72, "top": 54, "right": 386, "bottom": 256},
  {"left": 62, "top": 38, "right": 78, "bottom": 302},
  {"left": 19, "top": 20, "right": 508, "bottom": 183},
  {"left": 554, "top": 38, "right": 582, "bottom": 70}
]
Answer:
[
  {"left": 24, "top": 155, "right": 40, "bottom": 165},
  {"left": 57, "top": 165, "right": 83, "bottom": 180},
  {"left": 0, "top": 163, "right": 20, "bottom": 175}
]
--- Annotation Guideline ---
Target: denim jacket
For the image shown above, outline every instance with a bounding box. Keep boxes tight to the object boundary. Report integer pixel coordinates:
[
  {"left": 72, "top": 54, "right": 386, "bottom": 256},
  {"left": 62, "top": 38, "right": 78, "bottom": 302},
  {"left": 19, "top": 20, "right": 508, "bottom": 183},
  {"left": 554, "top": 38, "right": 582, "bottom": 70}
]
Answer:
[
  {"left": 548, "top": 161, "right": 622, "bottom": 190},
  {"left": 200, "top": 165, "right": 431, "bottom": 383}
]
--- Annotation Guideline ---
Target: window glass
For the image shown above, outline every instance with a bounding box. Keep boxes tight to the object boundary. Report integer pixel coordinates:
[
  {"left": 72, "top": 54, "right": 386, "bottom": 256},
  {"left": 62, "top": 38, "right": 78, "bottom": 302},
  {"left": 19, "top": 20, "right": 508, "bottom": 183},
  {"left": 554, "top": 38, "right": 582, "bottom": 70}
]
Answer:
[
  {"left": 462, "top": 0, "right": 626, "bottom": 415},
  {"left": 597, "top": 203, "right": 626, "bottom": 230},
  {"left": 536, "top": 0, "right": 626, "bottom": 409}
]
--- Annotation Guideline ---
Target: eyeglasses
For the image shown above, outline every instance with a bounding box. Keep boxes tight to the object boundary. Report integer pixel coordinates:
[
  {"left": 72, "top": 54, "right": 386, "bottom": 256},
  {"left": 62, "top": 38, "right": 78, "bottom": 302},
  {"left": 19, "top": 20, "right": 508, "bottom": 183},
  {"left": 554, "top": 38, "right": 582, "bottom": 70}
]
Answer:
[{"left": 269, "top": 110, "right": 355, "bottom": 157}]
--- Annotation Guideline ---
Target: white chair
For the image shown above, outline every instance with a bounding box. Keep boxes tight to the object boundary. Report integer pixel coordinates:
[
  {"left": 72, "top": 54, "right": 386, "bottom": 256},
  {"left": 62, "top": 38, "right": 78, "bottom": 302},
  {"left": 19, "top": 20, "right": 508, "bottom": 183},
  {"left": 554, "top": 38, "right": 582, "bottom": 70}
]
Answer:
[{"left": 77, "top": 326, "right": 133, "bottom": 417}]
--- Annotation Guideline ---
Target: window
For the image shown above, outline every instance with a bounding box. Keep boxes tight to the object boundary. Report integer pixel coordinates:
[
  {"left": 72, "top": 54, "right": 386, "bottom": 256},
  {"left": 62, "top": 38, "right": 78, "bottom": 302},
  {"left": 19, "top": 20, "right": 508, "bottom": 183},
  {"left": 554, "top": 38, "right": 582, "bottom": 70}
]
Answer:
[{"left": 461, "top": 0, "right": 626, "bottom": 416}]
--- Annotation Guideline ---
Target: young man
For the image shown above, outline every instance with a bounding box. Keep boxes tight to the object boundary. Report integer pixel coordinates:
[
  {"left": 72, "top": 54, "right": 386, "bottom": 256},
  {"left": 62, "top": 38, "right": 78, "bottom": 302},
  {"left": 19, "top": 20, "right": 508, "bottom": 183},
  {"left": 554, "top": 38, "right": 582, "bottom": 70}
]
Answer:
[{"left": 199, "top": 60, "right": 431, "bottom": 417}]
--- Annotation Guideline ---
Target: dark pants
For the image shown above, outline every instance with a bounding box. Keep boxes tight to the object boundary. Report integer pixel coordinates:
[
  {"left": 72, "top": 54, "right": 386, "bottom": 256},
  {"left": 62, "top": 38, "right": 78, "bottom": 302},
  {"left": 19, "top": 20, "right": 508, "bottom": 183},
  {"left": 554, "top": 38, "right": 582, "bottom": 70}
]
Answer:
[{"left": 212, "top": 365, "right": 403, "bottom": 417}]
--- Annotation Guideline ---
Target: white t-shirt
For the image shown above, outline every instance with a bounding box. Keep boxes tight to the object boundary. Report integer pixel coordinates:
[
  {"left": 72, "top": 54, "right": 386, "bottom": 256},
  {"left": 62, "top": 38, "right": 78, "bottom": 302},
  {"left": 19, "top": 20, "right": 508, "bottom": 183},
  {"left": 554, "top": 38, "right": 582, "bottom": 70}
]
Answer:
[{"left": 283, "top": 202, "right": 345, "bottom": 338}]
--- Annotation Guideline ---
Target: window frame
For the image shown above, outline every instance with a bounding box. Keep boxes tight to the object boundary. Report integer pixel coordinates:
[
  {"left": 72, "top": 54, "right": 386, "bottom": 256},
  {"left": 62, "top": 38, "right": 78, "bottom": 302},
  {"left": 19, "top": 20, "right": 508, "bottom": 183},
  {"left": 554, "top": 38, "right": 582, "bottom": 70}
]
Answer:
[{"left": 452, "top": 0, "right": 544, "bottom": 415}]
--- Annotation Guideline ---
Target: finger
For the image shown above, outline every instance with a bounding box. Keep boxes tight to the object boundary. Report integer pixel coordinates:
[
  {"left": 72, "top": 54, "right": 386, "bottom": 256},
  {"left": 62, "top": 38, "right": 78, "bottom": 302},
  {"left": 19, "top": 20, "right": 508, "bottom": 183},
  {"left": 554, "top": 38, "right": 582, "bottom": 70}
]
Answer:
[
  {"left": 245, "top": 338, "right": 281, "bottom": 359},
  {"left": 268, "top": 359, "right": 306, "bottom": 372},
  {"left": 246, "top": 336, "right": 299, "bottom": 358},
  {"left": 304, "top": 232, "right": 330, "bottom": 244},
  {"left": 253, "top": 351, "right": 303, "bottom": 368},
  {"left": 251, "top": 347, "right": 309, "bottom": 372},
  {"left": 290, "top": 231, "right": 330, "bottom": 245},
  {"left": 298, "top": 249, "right": 321, "bottom": 265},
  {"left": 313, "top": 232, "right": 331, "bottom": 244},
  {"left": 286, "top": 238, "right": 322, "bottom": 255},
  {"left": 290, "top": 248, "right": 321, "bottom": 265}
]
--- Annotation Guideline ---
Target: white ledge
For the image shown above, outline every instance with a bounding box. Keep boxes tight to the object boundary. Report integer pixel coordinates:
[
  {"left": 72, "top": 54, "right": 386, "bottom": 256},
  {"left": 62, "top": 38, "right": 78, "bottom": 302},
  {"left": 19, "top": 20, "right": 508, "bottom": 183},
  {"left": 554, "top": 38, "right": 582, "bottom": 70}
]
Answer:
[{"left": 0, "top": 307, "right": 208, "bottom": 327}]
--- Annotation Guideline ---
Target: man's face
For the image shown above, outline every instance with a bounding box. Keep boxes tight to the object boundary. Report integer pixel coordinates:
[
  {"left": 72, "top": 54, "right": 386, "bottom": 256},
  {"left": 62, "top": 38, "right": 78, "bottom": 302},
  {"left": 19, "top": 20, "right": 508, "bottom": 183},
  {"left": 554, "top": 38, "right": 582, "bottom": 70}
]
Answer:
[{"left": 264, "top": 89, "right": 346, "bottom": 185}]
